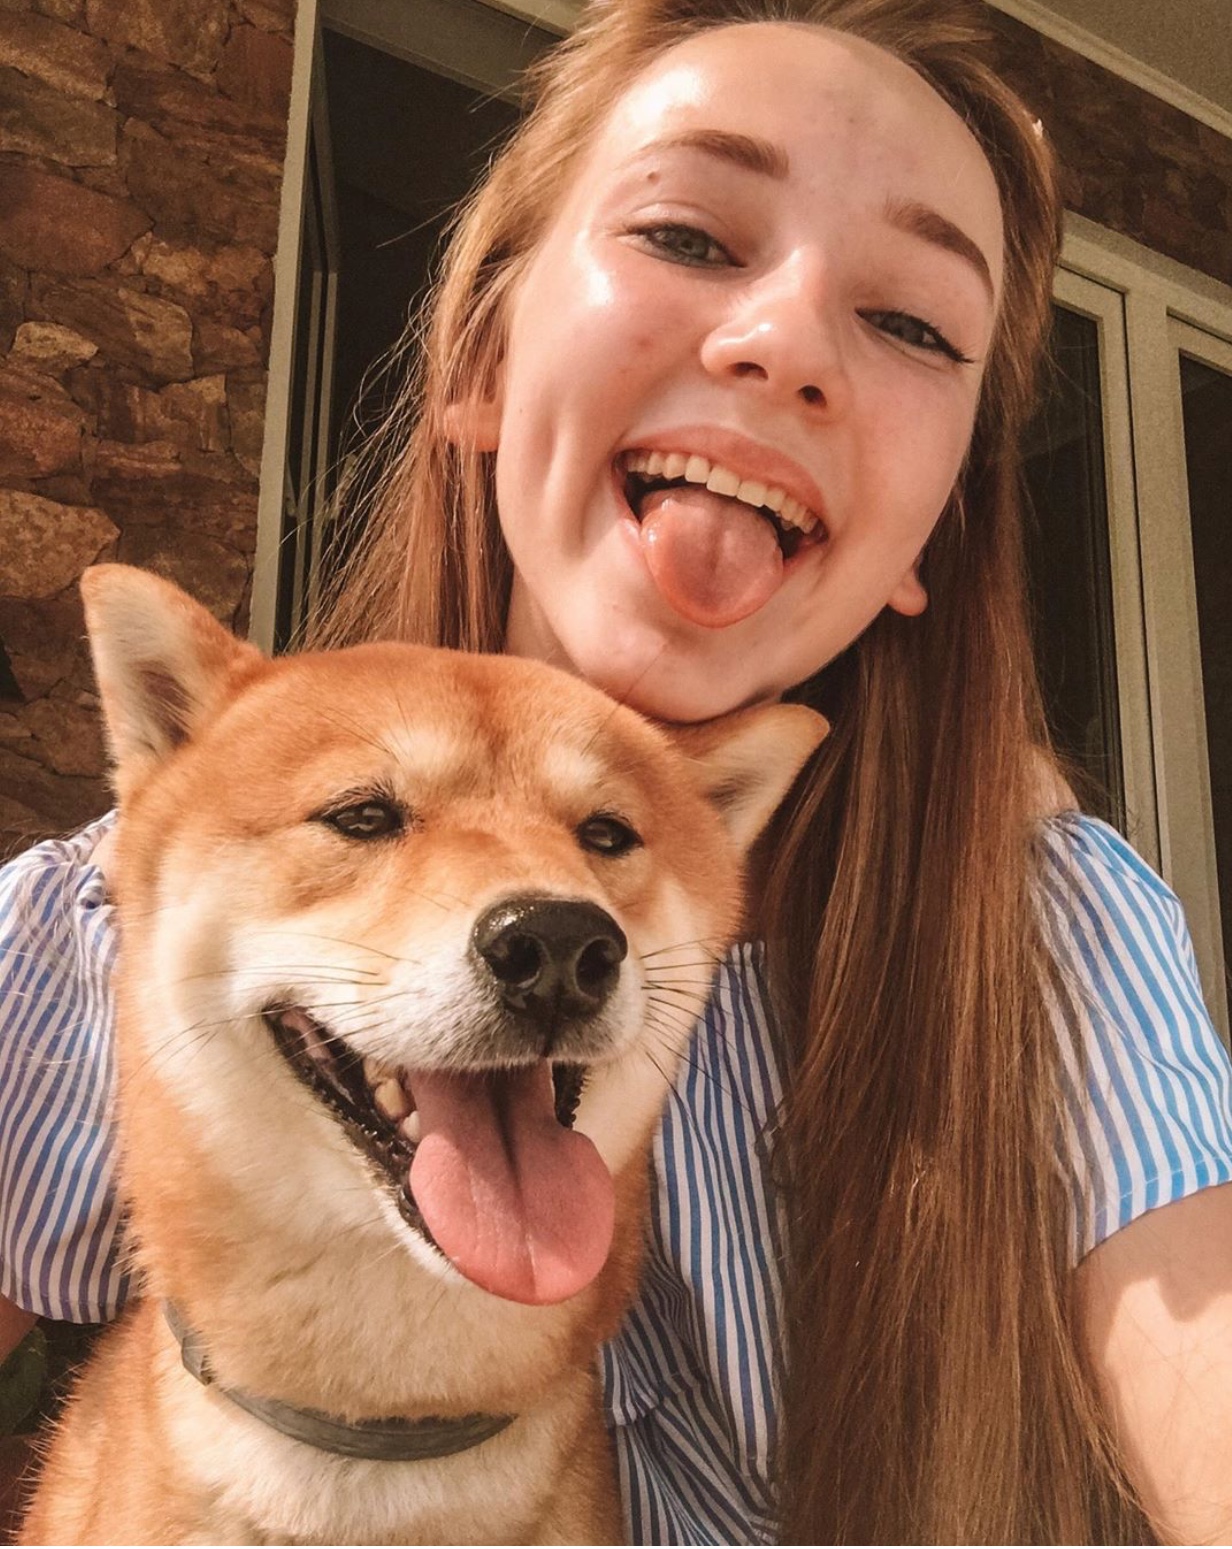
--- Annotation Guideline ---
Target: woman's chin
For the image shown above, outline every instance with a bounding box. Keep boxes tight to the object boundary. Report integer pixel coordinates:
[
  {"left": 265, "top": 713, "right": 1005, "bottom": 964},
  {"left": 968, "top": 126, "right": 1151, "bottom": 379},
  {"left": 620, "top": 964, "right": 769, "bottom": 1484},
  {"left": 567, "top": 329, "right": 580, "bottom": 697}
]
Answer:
[
  {"left": 504, "top": 579, "right": 784, "bottom": 721},
  {"left": 576, "top": 649, "right": 776, "bottom": 725}
]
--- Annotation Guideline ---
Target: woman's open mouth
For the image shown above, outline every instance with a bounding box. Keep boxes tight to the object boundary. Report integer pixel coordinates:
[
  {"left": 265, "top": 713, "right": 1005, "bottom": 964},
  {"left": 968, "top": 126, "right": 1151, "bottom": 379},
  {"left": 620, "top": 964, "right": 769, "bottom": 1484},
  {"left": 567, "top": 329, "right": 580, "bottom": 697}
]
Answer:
[
  {"left": 621, "top": 448, "right": 826, "bottom": 559},
  {"left": 617, "top": 448, "right": 826, "bottom": 628}
]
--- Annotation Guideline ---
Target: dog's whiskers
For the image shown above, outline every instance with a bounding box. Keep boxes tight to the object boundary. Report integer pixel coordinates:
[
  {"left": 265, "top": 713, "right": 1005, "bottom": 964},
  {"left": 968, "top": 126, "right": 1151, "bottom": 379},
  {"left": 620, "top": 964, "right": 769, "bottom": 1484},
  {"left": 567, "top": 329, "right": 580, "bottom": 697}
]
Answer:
[
  {"left": 636, "top": 1025, "right": 761, "bottom": 1122},
  {"left": 173, "top": 967, "right": 387, "bottom": 989},
  {"left": 643, "top": 998, "right": 706, "bottom": 1039},
  {"left": 638, "top": 936, "right": 728, "bottom": 963},
  {"left": 642, "top": 1004, "right": 766, "bottom": 1123},
  {"left": 643, "top": 975, "right": 723, "bottom": 994},
  {"left": 259, "top": 928, "right": 453, "bottom": 963}
]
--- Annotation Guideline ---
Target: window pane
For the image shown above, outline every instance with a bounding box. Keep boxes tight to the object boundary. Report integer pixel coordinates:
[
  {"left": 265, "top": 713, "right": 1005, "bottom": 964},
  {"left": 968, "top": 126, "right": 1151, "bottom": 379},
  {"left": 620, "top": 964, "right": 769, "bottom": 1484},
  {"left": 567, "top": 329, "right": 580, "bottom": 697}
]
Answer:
[
  {"left": 315, "top": 29, "right": 521, "bottom": 590},
  {"left": 1023, "top": 305, "right": 1123, "bottom": 826},
  {"left": 1181, "top": 351, "right": 1232, "bottom": 975}
]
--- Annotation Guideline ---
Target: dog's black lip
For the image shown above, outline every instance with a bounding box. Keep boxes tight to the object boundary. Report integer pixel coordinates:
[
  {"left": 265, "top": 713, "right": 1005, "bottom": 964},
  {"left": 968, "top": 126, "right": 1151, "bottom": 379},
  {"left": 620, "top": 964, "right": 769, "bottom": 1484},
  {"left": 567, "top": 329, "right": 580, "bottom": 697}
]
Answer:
[
  {"left": 263, "top": 1006, "right": 589, "bottom": 1244},
  {"left": 264, "top": 1004, "right": 427, "bottom": 1230}
]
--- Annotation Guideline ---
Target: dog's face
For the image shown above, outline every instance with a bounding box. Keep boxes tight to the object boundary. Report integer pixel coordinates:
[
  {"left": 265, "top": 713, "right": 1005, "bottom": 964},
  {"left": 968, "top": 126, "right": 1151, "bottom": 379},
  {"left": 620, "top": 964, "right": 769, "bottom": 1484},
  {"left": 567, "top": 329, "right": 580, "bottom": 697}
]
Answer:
[{"left": 85, "top": 567, "right": 825, "bottom": 1312}]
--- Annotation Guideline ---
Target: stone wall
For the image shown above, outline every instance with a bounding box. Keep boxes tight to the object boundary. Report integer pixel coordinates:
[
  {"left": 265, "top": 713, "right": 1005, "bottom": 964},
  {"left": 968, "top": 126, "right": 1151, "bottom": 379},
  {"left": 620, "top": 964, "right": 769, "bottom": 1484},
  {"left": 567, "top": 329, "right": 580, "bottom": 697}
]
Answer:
[
  {"left": 987, "top": 9, "right": 1231, "bottom": 288},
  {"left": 0, "top": 0, "right": 292, "bottom": 857}
]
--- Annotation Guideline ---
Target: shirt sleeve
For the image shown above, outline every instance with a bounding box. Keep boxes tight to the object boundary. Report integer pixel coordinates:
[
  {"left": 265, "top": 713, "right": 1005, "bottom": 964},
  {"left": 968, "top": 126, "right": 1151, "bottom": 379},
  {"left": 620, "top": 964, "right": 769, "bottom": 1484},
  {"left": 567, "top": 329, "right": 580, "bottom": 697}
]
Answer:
[
  {"left": 1037, "top": 813, "right": 1232, "bottom": 1260},
  {"left": 602, "top": 944, "right": 783, "bottom": 1546},
  {"left": 0, "top": 813, "right": 130, "bottom": 1321}
]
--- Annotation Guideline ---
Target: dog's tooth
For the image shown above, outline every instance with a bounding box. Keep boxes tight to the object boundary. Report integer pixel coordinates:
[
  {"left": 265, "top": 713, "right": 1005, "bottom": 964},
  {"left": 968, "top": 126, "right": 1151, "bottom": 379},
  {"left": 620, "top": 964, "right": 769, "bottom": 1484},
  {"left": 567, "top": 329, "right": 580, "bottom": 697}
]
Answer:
[
  {"left": 301, "top": 1021, "right": 332, "bottom": 1064},
  {"left": 663, "top": 452, "right": 687, "bottom": 478},
  {"left": 736, "top": 478, "right": 768, "bottom": 509},
  {"left": 684, "top": 454, "right": 710, "bottom": 485},
  {"left": 363, "top": 1056, "right": 381, "bottom": 1084},
  {"left": 644, "top": 451, "right": 666, "bottom": 476},
  {"left": 401, "top": 1111, "right": 421, "bottom": 1145},
  {"left": 625, "top": 450, "right": 649, "bottom": 474},
  {"left": 763, "top": 485, "right": 786, "bottom": 513},
  {"left": 374, "top": 1078, "right": 409, "bottom": 1123}
]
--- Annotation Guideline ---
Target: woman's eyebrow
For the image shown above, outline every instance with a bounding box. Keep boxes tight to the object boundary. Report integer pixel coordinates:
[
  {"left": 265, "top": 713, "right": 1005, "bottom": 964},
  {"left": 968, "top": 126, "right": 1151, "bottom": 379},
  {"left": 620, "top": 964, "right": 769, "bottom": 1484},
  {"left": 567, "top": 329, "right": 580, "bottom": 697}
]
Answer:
[
  {"left": 883, "top": 196, "right": 996, "bottom": 303},
  {"left": 640, "top": 128, "right": 790, "bottom": 180},
  {"left": 630, "top": 133, "right": 995, "bottom": 302}
]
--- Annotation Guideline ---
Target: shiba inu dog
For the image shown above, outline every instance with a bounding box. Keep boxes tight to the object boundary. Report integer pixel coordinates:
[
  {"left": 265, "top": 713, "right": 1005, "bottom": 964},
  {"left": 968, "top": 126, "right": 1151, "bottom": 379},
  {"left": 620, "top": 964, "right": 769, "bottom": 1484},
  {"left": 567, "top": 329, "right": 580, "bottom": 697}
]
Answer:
[{"left": 20, "top": 565, "right": 825, "bottom": 1546}]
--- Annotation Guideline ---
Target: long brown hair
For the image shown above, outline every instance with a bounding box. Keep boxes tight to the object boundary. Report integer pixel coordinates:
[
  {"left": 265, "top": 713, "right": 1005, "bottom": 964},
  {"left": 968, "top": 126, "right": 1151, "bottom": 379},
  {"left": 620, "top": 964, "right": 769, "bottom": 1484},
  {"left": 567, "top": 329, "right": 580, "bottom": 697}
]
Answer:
[{"left": 316, "top": 2, "right": 1150, "bottom": 1539}]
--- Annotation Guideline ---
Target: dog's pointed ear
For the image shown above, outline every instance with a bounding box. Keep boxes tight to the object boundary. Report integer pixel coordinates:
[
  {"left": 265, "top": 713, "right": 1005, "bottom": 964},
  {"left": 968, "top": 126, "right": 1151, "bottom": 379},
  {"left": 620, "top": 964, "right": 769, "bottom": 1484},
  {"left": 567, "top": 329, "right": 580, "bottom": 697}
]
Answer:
[
  {"left": 81, "top": 565, "right": 264, "bottom": 799},
  {"left": 665, "top": 703, "right": 829, "bottom": 852}
]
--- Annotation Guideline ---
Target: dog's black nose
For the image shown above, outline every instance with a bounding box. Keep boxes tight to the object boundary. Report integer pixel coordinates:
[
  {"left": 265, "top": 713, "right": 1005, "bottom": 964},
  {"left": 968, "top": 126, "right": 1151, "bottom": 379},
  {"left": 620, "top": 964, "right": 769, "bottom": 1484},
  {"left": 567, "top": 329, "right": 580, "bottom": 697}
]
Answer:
[{"left": 472, "top": 897, "right": 627, "bottom": 1022}]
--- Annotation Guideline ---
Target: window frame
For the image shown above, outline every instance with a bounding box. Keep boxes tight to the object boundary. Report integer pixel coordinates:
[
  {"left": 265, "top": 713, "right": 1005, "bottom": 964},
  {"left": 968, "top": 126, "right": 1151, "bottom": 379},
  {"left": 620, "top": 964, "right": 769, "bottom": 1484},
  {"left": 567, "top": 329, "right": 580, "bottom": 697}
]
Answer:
[
  {"left": 1058, "top": 213, "right": 1232, "bottom": 1037},
  {"left": 251, "top": 0, "right": 557, "bottom": 657}
]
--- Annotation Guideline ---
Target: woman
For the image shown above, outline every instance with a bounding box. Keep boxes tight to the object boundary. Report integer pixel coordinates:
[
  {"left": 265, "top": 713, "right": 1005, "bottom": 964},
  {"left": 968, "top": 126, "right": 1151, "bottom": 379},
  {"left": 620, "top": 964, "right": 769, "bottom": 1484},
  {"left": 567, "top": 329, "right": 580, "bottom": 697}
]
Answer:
[{"left": 3, "top": 0, "right": 1231, "bottom": 1540}]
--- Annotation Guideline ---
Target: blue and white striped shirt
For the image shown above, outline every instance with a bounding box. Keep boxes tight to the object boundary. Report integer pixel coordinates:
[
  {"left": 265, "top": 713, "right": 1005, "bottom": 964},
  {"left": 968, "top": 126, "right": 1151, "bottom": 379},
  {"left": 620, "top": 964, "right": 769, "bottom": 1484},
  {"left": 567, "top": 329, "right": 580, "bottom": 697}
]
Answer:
[{"left": 2, "top": 810, "right": 1232, "bottom": 1544}]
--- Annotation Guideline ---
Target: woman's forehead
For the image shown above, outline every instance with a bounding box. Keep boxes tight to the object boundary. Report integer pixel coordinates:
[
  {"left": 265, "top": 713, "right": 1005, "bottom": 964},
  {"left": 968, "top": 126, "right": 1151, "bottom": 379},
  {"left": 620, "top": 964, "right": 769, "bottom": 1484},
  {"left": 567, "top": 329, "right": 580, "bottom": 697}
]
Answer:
[
  {"left": 583, "top": 21, "right": 1005, "bottom": 288},
  {"left": 611, "top": 22, "right": 969, "bottom": 151}
]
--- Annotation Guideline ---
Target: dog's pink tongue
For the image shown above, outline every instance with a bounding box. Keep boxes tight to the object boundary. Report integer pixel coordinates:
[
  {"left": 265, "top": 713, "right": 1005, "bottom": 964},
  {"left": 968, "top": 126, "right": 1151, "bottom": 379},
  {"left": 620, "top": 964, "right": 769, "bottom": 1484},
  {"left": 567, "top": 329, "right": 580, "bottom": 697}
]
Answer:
[
  {"left": 408, "top": 1063, "right": 614, "bottom": 1306},
  {"left": 639, "top": 486, "right": 782, "bottom": 628}
]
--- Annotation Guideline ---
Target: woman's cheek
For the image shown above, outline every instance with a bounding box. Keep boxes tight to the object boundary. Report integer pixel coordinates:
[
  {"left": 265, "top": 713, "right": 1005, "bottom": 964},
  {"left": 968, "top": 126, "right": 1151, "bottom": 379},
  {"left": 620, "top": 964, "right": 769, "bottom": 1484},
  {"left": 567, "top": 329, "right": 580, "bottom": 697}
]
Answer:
[{"left": 887, "top": 376, "right": 981, "bottom": 502}]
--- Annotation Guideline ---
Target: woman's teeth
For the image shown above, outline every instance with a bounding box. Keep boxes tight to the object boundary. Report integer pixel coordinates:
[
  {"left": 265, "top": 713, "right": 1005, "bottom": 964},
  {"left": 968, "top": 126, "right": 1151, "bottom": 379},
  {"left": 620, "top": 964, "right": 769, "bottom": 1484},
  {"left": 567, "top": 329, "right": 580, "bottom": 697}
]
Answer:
[{"left": 623, "top": 449, "right": 821, "bottom": 535}]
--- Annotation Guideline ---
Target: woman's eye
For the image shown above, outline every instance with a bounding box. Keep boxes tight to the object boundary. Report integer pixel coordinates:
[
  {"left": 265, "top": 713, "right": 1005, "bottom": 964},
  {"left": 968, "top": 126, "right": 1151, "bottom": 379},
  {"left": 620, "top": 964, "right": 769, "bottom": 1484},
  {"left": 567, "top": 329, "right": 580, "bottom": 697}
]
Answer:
[
  {"left": 633, "top": 222, "right": 733, "bottom": 269},
  {"left": 318, "top": 799, "right": 404, "bottom": 840},
  {"left": 861, "top": 309, "right": 974, "bottom": 365},
  {"left": 577, "top": 813, "right": 643, "bottom": 857}
]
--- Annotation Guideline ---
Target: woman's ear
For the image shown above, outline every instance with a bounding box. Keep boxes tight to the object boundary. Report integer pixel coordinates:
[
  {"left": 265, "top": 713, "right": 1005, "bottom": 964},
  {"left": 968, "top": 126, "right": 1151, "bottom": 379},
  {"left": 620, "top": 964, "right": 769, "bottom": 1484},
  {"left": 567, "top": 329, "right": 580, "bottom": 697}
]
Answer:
[
  {"left": 443, "top": 391, "right": 503, "bottom": 451},
  {"left": 887, "top": 558, "right": 928, "bottom": 617}
]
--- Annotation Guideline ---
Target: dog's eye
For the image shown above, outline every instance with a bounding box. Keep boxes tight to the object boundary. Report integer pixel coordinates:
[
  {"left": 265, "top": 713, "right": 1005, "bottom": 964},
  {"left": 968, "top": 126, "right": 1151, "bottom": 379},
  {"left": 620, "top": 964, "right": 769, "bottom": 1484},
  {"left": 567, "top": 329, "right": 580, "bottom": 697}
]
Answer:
[
  {"left": 320, "top": 800, "right": 404, "bottom": 840},
  {"left": 577, "top": 813, "right": 642, "bottom": 857}
]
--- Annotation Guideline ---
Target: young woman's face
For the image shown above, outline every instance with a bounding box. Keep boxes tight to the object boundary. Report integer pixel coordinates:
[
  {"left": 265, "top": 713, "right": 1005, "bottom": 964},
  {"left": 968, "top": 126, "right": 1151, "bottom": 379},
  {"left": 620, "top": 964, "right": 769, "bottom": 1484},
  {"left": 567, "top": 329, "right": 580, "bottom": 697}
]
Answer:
[{"left": 480, "top": 22, "right": 1005, "bottom": 722}]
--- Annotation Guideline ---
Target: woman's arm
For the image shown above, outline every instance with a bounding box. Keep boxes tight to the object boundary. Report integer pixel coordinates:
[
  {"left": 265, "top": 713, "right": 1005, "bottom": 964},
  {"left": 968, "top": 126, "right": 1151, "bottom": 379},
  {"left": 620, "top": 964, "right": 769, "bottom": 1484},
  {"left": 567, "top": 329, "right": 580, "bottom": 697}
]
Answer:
[
  {"left": 1036, "top": 813, "right": 1232, "bottom": 1540},
  {"left": 1078, "top": 1181, "right": 1232, "bottom": 1544},
  {"left": 0, "top": 816, "right": 130, "bottom": 1325}
]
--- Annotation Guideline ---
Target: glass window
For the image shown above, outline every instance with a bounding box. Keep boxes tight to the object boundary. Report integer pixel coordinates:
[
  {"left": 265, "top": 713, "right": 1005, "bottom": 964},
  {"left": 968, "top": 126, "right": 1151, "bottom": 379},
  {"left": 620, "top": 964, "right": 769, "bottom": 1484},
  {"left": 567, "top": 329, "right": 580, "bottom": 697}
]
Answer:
[
  {"left": 1023, "top": 305, "right": 1123, "bottom": 826},
  {"left": 1180, "top": 350, "right": 1232, "bottom": 975}
]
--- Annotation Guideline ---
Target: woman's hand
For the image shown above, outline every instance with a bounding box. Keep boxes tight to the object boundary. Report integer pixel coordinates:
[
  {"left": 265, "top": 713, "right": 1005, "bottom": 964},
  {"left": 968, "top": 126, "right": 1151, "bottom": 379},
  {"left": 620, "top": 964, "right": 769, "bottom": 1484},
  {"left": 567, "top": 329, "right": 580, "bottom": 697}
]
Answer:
[{"left": 1078, "top": 1181, "right": 1232, "bottom": 1544}]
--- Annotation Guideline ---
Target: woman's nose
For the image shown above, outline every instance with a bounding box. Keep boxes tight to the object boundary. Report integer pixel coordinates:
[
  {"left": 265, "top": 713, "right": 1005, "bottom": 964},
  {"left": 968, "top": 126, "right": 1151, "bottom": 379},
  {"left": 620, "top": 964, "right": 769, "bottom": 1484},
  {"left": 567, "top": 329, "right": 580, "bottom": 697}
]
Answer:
[{"left": 700, "top": 255, "right": 849, "bottom": 414}]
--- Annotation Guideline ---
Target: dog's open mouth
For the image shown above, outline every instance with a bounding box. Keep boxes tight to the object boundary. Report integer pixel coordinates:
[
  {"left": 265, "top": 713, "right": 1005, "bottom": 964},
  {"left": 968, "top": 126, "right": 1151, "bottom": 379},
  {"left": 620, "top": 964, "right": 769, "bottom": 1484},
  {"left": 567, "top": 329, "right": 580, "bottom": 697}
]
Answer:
[{"left": 265, "top": 1006, "right": 609, "bottom": 1306}]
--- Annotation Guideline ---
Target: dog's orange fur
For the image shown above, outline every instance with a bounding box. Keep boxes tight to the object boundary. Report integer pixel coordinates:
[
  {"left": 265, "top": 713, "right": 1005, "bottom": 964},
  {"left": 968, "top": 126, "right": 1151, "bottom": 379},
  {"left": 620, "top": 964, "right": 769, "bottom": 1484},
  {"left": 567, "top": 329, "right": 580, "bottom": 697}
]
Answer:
[{"left": 20, "top": 566, "right": 825, "bottom": 1545}]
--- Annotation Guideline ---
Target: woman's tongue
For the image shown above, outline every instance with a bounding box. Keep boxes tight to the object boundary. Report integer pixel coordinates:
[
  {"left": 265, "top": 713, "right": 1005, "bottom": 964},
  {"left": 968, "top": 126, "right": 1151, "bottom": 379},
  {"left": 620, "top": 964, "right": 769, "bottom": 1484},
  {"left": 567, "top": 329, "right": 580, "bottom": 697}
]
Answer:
[{"left": 637, "top": 485, "right": 783, "bottom": 629}]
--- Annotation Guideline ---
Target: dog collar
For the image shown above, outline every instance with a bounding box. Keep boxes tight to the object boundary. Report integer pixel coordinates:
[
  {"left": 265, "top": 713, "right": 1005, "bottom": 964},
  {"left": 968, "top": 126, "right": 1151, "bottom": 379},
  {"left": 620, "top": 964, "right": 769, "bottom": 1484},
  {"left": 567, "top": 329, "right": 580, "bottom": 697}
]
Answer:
[{"left": 164, "top": 1302, "right": 516, "bottom": 1462}]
